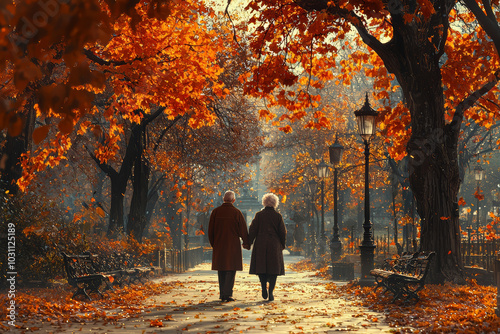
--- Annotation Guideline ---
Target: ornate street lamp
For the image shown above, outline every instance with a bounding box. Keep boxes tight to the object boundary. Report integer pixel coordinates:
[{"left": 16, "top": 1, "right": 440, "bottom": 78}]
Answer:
[
  {"left": 308, "top": 179, "right": 318, "bottom": 261},
  {"left": 317, "top": 160, "right": 330, "bottom": 256},
  {"left": 474, "top": 164, "right": 484, "bottom": 239},
  {"left": 308, "top": 179, "right": 318, "bottom": 197},
  {"left": 354, "top": 93, "right": 378, "bottom": 286},
  {"left": 329, "top": 137, "right": 344, "bottom": 262},
  {"left": 474, "top": 164, "right": 484, "bottom": 182}
]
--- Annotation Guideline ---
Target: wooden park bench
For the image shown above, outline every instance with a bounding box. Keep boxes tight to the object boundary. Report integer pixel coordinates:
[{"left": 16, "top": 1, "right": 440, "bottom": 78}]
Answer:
[
  {"left": 62, "top": 252, "right": 161, "bottom": 300},
  {"left": 61, "top": 252, "right": 118, "bottom": 300},
  {"left": 370, "top": 251, "right": 435, "bottom": 303}
]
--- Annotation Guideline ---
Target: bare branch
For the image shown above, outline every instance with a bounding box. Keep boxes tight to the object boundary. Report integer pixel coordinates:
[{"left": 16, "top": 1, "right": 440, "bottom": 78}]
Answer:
[
  {"left": 463, "top": 0, "right": 500, "bottom": 54},
  {"left": 85, "top": 145, "right": 117, "bottom": 177},
  {"left": 451, "top": 70, "right": 500, "bottom": 130},
  {"left": 83, "top": 48, "right": 137, "bottom": 66}
]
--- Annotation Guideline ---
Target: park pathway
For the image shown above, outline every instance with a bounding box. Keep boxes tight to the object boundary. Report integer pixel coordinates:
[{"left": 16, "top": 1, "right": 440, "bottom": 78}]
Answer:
[{"left": 31, "top": 252, "right": 395, "bottom": 334}]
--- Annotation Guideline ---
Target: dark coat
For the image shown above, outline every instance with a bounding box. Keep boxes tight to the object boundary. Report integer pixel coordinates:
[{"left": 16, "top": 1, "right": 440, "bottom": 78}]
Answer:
[
  {"left": 249, "top": 207, "right": 287, "bottom": 275},
  {"left": 208, "top": 202, "right": 249, "bottom": 271}
]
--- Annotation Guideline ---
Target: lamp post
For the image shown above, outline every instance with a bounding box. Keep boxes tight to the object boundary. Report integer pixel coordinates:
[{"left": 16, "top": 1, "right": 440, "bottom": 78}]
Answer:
[
  {"left": 317, "top": 160, "right": 330, "bottom": 256},
  {"left": 308, "top": 179, "right": 318, "bottom": 261},
  {"left": 474, "top": 164, "right": 484, "bottom": 241},
  {"left": 354, "top": 93, "right": 378, "bottom": 286},
  {"left": 329, "top": 137, "right": 344, "bottom": 262}
]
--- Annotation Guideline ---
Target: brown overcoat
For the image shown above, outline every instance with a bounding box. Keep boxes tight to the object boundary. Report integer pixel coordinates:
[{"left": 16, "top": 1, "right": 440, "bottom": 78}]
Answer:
[
  {"left": 249, "top": 207, "right": 287, "bottom": 275},
  {"left": 208, "top": 202, "right": 249, "bottom": 271}
]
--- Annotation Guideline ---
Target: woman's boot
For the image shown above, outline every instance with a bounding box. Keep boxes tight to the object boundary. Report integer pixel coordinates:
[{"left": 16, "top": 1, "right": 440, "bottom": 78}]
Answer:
[
  {"left": 259, "top": 274, "right": 268, "bottom": 299},
  {"left": 268, "top": 275, "right": 277, "bottom": 301}
]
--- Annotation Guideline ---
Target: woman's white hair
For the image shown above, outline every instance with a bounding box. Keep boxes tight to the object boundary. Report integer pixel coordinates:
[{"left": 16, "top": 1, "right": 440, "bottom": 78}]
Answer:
[{"left": 262, "top": 193, "right": 279, "bottom": 208}]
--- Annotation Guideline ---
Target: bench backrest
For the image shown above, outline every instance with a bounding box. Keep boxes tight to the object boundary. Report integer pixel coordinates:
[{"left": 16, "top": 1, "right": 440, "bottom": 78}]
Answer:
[
  {"left": 390, "top": 253, "right": 418, "bottom": 272},
  {"left": 91, "top": 253, "right": 123, "bottom": 272},
  {"left": 405, "top": 251, "right": 435, "bottom": 279},
  {"left": 386, "top": 251, "right": 435, "bottom": 278},
  {"left": 61, "top": 252, "right": 99, "bottom": 282}
]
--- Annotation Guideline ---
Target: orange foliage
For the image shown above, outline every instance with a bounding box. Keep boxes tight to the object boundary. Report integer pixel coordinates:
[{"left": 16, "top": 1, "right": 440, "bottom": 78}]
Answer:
[
  {"left": 327, "top": 280, "right": 500, "bottom": 333},
  {"left": 0, "top": 1, "right": 171, "bottom": 134},
  {"left": 238, "top": 0, "right": 500, "bottom": 165},
  {"left": 6, "top": 0, "right": 246, "bottom": 193},
  {"left": 0, "top": 280, "right": 178, "bottom": 328}
]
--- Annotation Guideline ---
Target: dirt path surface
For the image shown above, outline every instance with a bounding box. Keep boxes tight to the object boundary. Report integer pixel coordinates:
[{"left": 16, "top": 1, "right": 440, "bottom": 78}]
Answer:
[{"left": 15, "top": 254, "right": 396, "bottom": 333}]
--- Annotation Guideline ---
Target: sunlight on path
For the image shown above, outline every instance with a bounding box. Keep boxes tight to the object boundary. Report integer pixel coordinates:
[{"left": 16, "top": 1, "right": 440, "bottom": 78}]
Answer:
[{"left": 28, "top": 254, "right": 393, "bottom": 333}]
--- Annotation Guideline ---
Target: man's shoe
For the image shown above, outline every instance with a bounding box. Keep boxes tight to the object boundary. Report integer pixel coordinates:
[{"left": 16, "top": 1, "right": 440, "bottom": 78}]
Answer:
[
  {"left": 268, "top": 293, "right": 274, "bottom": 301},
  {"left": 223, "top": 297, "right": 235, "bottom": 302}
]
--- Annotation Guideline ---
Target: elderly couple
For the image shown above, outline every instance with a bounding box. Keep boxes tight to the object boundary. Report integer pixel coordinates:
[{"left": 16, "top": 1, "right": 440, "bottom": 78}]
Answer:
[{"left": 208, "top": 190, "right": 287, "bottom": 302}]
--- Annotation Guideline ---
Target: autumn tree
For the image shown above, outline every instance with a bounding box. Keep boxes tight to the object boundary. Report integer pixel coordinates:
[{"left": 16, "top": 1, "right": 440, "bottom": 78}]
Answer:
[
  {"left": 4, "top": 0, "right": 245, "bottom": 239},
  {"left": 0, "top": 1, "right": 175, "bottom": 193},
  {"left": 235, "top": 0, "right": 500, "bottom": 282}
]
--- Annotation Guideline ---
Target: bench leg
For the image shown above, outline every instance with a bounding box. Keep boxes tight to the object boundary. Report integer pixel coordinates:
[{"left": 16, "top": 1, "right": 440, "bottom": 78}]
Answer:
[
  {"left": 77, "top": 278, "right": 106, "bottom": 299},
  {"left": 128, "top": 273, "right": 140, "bottom": 284},
  {"left": 387, "top": 278, "right": 407, "bottom": 302},
  {"left": 387, "top": 279, "right": 422, "bottom": 304},
  {"left": 73, "top": 286, "right": 93, "bottom": 301},
  {"left": 138, "top": 271, "right": 152, "bottom": 283},
  {"left": 401, "top": 283, "right": 423, "bottom": 303},
  {"left": 373, "top": 277, "right": 390, "bottom": 294},
  {"left": 101, "top": 277, "right": 115, "bottom": 293}
]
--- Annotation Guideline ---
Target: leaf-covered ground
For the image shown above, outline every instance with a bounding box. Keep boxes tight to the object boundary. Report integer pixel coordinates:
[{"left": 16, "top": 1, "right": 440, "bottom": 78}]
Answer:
[
  {"left": 290, "top": 258, "right": 500, "bottom": 333},
  {"left": 0, "top": 280, "right": 178, "bottom": 332},
  {"left": 3, "top": 258, "right": 499, "bottom": 333},
  {"left": 329, "top": 280, "right": 500, "bottom": 333}
]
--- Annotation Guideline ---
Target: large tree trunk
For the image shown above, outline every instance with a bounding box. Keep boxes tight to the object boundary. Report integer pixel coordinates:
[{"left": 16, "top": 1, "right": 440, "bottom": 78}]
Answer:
[
  {"left": 0, "top": 103, "right": 36, "bottom": 194},
  {"left": 399, "top": 44, "right": 463, "bottom": 283},
  {"left": 405, "top": 81, "right": 462, "bottom": 282},
  {"left": 127, "top": 135, "right": 150, "bottom": 241},
  {"left": 0, "top": 136, "right": 25, "bottom": 194},
  {"left": 108, "top": 173, "right": 128, "bottom": 236}
]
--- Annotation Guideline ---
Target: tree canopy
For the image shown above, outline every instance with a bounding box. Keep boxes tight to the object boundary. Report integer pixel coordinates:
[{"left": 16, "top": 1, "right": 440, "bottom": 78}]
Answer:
[
  {"left": 2, "top": 0, "right": 500, "bottom": 283},
  {"left": 233, "top": 0, "right": 500, "bottom": 282}
]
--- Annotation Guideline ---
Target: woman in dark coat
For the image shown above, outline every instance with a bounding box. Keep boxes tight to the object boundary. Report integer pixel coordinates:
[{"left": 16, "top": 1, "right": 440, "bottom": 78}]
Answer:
[{"left": 248, "top": 193, "right": 287, "bottom": 301}]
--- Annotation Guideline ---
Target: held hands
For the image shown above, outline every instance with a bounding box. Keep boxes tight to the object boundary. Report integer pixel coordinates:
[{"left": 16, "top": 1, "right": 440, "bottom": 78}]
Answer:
[{"left": 243, "top": 244, "right": 251, "bottom": 250}]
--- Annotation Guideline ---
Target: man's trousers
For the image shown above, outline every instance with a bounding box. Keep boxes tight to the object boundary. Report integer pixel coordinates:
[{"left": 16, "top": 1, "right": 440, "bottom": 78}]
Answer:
[{"left": 218, "top": 270, "right": 236, "bottom": 299}]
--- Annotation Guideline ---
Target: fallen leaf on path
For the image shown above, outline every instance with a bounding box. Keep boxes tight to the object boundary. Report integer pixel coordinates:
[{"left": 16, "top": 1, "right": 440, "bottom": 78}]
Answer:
[{"left": 150, "top": 319, "right": 163, "bottom": 327}]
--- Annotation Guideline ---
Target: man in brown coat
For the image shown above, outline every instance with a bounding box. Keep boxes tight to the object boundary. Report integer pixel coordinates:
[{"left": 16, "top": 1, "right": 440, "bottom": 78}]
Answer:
[{"left": 208, "top": 190, "right": 250, "bottom": 302}]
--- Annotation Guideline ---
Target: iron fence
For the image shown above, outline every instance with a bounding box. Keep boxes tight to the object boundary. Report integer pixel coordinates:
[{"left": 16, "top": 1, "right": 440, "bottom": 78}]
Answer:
[
  {"left": 159, "top": 247, "right": 203, "bottom": 273},
  {"left": 155, "top": 246, "right": 204, "bottom": 273},
  {"left": 462, "top": 239, "right": 499, "bottom": 271}
]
